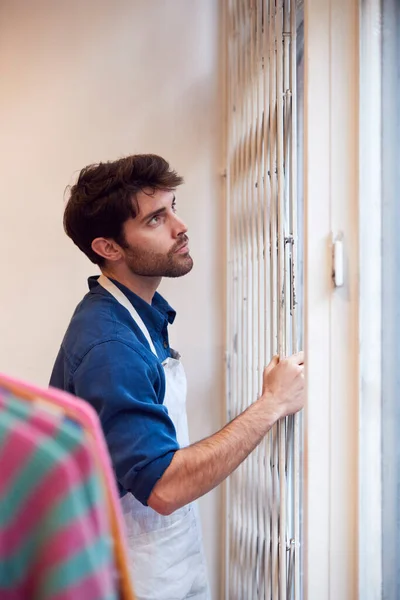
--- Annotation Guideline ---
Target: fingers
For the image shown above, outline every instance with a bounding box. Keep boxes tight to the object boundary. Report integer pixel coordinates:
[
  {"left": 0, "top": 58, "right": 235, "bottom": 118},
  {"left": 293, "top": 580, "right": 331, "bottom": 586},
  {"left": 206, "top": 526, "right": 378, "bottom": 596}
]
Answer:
[
  {"left": 287, "top": 351, "right": 304, "bottom": 366},
  {"left": 264, "top": 351, "right": 304, "bottom": 374},
  {"left": 264, "top": 354, "right": 279, "bottom": 376}
]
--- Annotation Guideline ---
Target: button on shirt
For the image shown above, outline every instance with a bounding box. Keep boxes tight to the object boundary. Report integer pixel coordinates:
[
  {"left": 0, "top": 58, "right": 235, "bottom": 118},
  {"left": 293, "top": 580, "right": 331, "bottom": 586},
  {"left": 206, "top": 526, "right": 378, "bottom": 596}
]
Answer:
[{"left": 50, "top": 276, "right": 180, "bottom": 506}]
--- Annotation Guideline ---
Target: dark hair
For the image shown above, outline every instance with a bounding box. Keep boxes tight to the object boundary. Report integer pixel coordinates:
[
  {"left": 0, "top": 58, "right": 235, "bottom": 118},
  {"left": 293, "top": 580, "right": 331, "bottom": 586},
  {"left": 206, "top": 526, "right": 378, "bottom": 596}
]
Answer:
[{"left": 63, "top": 154, "right": 184, "bottom": 265}]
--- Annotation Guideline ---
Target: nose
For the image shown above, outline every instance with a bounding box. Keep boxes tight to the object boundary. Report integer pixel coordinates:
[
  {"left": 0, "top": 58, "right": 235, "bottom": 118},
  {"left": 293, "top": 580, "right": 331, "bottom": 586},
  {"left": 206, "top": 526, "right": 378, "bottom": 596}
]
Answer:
[{"left": 171, "top": 212, "right": 188, "bottom": 237}]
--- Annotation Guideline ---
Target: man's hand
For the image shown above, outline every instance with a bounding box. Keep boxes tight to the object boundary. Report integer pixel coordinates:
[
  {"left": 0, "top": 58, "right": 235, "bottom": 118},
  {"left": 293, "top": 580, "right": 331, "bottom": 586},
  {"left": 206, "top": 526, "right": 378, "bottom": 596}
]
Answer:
[
  {"left": 261, "top": 352, "right": 305, "bottom": 420},
  {"left": 148, "top": 351, "right": 305, "bottom": 515}
]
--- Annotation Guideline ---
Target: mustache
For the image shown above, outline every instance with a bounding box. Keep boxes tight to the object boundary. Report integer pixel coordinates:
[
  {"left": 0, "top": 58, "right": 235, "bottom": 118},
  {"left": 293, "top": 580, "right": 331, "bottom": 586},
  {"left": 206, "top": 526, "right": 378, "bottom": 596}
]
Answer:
[{"left": 171, "top": 235, "right": 189, "bottom": 253}]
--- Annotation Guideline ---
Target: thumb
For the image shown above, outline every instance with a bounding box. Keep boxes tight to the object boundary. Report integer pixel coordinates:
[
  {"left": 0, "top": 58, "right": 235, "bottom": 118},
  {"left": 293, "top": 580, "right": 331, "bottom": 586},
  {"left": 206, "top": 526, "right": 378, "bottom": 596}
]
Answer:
[{"left": 264, "top": 354, "right": 279, "bottom": 376}]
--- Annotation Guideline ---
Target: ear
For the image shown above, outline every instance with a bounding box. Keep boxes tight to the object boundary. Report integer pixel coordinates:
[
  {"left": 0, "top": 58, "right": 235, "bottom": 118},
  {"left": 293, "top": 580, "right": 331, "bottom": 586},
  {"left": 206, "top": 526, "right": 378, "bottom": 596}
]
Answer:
[{"left": 91, "top": 238, "right": 123, "bottom": 263}]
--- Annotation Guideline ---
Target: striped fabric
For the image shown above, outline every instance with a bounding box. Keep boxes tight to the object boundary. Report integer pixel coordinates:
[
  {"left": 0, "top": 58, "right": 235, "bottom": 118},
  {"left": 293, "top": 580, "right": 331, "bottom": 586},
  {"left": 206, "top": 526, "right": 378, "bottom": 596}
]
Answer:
[
  {"left": 0, "top": 372, "right": 135, "bottom": 600},
  {"left": 0, "top": 390, "right": 117, "bottom": 600}
]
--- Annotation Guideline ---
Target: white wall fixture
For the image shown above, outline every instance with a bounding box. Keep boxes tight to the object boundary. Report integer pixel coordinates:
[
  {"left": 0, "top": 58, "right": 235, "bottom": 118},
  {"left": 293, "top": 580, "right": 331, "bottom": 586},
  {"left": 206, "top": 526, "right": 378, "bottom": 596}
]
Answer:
[{"left": 225, "top": 1, "right": 302, "bottom": 598}]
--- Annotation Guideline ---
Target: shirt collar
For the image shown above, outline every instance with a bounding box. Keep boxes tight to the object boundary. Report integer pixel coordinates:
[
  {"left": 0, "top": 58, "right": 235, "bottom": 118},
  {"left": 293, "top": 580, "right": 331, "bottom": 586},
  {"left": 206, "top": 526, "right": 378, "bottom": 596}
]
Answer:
[{"left": 88, "top": 276, "right": 176, "bottom": 331}]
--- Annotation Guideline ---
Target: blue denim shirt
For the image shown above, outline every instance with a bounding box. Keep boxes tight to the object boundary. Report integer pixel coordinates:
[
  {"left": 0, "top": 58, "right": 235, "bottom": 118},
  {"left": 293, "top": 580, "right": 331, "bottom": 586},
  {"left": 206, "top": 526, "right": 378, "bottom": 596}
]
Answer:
[{"left": 50, "top": 276, "right": 179, "bottom": 505}]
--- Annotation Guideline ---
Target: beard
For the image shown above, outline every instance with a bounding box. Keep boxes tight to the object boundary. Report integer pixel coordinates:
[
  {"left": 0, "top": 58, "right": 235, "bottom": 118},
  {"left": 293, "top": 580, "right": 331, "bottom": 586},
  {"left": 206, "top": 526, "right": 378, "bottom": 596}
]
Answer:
[{"left": 123, "top": 235, "right": 194, "bottom": 278}]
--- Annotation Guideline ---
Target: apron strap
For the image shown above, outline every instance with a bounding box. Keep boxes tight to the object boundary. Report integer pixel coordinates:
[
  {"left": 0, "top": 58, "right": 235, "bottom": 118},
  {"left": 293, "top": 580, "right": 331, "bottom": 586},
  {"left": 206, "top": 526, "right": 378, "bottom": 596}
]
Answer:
[{"left": 98, "top": 275, "right": 158, "bottom": 358}]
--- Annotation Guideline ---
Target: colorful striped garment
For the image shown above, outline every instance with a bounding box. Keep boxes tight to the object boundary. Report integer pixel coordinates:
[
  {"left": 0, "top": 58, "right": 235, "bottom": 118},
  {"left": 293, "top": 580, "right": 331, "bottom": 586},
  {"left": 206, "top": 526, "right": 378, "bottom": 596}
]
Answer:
[
  {"left": 0, "top": 372, "right": 135, "bottom": 600},
  {"left": 0, "top": 390, "right": 118, "bottom": 599}
]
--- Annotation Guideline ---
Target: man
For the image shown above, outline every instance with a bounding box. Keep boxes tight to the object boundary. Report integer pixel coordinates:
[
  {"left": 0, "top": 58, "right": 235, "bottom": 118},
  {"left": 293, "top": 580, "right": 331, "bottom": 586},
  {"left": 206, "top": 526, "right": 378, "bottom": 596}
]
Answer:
[{"left": 50, "top": 154, "right": 304, "bottom": 600}]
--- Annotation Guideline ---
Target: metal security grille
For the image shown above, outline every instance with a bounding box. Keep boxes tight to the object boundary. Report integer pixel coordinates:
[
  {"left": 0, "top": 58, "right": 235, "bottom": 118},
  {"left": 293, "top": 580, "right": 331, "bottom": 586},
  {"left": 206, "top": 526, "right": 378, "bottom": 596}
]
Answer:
[{"left": 225, "top": 1, "right": 302, "bottom": 599}]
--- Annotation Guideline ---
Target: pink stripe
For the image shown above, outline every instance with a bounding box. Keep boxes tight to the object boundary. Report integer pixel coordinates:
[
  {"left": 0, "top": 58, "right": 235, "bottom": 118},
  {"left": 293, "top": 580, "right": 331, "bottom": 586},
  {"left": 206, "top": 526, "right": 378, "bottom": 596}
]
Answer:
[
  {"left": 0, "top": 443, "right": 94, "bottom": 558},
  {"left": 22, "top": 503, "right": 108, "bottom": 595},
  {"left": 0, "top": 409, "right": 58, "bottom": 496},
  {"left": 0, "top": 591, "right": 25, "bottom": 600}
]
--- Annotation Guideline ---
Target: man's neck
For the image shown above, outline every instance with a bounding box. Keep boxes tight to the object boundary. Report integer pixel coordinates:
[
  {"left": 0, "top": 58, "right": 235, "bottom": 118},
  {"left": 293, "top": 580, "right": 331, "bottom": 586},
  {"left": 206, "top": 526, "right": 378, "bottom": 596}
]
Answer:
[{"left": 100, "top": 266, "right": 161, "bottom": 304}]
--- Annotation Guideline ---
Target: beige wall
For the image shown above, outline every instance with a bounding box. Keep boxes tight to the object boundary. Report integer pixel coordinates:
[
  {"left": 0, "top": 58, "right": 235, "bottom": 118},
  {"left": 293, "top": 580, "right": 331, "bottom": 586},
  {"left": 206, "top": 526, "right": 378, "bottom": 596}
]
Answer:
[{"left": 0, "top": 1, "right": 224, "bottom": 596}]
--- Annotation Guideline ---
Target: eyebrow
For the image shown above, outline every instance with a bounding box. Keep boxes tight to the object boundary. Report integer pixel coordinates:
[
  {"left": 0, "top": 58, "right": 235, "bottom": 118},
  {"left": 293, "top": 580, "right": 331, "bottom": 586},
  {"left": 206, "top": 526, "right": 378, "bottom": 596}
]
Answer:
[
  {"left": 140, "top": 195, "right": 176, "bottom": 223},
  {"left": 141, "top": 207, "right": 166, "bottom": 223}
]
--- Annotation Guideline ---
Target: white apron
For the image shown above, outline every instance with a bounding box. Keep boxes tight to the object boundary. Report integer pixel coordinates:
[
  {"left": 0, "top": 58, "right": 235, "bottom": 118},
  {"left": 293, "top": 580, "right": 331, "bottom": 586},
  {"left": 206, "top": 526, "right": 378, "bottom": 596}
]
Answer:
[{"left": 98, "top": 276, "right": 210, "bottom": 600}]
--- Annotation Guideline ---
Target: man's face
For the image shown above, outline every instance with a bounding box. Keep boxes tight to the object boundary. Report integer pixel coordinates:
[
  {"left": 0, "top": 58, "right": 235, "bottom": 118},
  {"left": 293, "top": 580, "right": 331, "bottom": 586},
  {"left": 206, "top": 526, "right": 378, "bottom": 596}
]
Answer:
[{"left": 120, "top": 188, "right": 193, "bottom": 278}]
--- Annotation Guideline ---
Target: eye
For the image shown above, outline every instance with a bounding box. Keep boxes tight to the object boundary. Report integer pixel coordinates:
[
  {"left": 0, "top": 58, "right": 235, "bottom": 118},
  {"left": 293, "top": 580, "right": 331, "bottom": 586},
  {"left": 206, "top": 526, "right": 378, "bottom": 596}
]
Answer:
[
  {"left": 149, "top": 216, "right": 160, "bottom": 226},
  {"left": 172, "top": 201, "right": 177, "bottom": 213}
]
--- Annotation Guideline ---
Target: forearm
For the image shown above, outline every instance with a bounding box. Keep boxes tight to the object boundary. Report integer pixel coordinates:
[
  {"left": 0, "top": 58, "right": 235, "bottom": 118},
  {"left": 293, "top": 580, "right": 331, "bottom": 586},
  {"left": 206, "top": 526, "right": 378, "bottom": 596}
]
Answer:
[{"left": 148, "top": 392, "right": 280, "bottom": 515}]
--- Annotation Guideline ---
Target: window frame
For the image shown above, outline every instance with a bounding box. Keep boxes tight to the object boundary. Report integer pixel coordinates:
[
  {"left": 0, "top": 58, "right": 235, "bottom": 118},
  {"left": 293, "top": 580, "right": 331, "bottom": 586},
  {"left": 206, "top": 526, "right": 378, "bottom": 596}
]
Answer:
[{"left": 303, "top": 0, "right": 360, "bottom": 598}]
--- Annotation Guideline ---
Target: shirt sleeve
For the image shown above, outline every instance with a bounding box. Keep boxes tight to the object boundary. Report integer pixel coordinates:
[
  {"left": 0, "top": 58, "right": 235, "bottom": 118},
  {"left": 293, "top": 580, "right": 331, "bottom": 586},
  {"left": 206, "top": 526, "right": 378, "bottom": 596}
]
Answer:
[{"left": 72, "top": 340, "right": 179, "bottom": 506}]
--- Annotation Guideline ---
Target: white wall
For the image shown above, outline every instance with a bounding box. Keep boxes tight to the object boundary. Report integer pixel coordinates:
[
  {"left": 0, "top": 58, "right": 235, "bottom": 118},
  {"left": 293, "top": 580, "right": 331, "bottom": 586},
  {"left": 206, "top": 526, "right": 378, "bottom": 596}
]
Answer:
[{"left": 0, "top": 1, "right": 224, "bottom": 596}]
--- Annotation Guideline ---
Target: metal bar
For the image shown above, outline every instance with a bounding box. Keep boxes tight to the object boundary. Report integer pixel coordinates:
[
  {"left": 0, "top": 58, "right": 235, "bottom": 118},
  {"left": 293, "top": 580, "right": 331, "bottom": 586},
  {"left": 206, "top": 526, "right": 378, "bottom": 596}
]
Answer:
[
  {"left": 276, "top": 0, "right": 288, "bottom": 598},
  {"left": 229, "top": 1, "right": 241, "bottom": 597},
  {"left": 248, "top": 4, "right": 258, "bottom": 598},
  {"left": 242, "top": 4, "right": 252, "bottom": 597},
  {"left": 268, "top": 2, "right": 280, "bottom": 599},
  {"left": 235, "top": 0, "right": 246, "bottom": 595},
  {"left": 250, "top": 0, "right": 261, "bottom": 595},
  {"left": 228, "top": 2, "right": 237, "bottom": 596},
  {"left": 238, "top": 2, "right": 247, "bottom": 588},
  {"left": 289, "top": 2, "right": 301, "bottom": 599},
  {"left": 284, "top": 2, "right": 297, "bottom": 599},
  {"left": 255, "top": 0, "right": 266, "bottom": 596},
  {"left": 225, "top": 2, "right": 234, "bottom": 597},
  {"left": 263, "top": 2, "right": 273, "bottom": 598}
]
